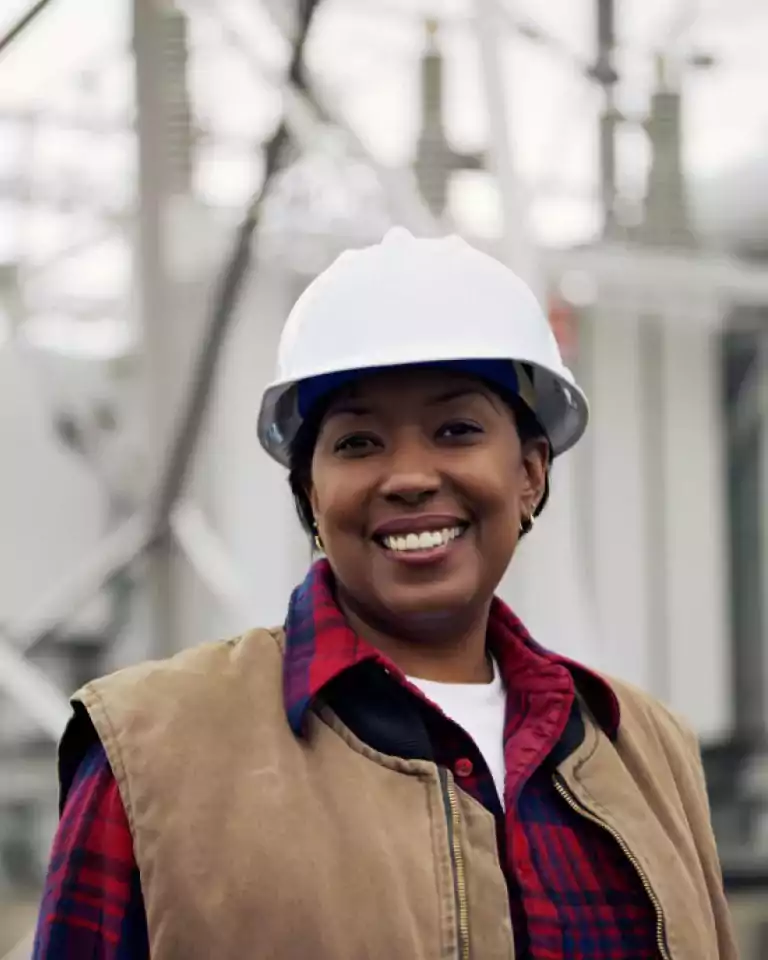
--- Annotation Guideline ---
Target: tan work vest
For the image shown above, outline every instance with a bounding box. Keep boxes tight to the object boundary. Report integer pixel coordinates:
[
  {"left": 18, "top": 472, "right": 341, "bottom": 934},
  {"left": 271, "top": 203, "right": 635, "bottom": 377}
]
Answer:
[{"left": 62, "top": 627, "right": 737, "bottom": 959}]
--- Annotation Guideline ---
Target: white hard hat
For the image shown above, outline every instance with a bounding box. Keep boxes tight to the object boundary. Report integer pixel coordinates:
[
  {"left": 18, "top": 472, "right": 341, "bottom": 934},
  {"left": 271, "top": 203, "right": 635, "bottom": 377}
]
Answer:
[{"left": 257, "top": 227, "right": 588, "bottom": 465}]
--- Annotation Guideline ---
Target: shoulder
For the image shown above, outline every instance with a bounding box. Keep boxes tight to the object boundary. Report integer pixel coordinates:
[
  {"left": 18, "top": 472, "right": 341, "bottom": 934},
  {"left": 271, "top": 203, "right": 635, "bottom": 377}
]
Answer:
[
  {"left": 607, "top": 674, "right": 697, "bottom": 742},
  {"left": 61, "top": 628, "right": 288, "bottom": 807},
  {"left": 78, "top": 626, "right": 285, "bottom": 712},
  {"left": 605, "top": 677, "right": 695, "bottom": 739},
  {"left": 600, "top": 673, "right": 704, "bottom": 781}
]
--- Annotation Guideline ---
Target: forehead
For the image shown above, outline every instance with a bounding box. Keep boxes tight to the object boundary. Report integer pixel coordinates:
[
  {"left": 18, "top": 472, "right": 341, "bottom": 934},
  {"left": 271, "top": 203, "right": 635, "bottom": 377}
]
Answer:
[{"left": 323, "top": 367, "right": 495, "bottom": 413}]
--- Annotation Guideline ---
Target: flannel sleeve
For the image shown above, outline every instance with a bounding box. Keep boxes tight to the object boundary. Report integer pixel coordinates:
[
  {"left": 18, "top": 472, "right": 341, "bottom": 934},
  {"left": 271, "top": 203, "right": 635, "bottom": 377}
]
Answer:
[{"left": 32, "top": 740, "right": 149, "bottom": 959}]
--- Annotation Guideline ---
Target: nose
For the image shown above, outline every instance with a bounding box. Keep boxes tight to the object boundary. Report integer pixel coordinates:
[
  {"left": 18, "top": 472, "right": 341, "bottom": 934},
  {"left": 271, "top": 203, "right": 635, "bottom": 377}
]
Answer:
[
  {"left": 380, "top": 471, "right": 440, "bottom": 506},
  {"left": 378, "top": 439, "right": 441, "bottom": 506},
  {"left": 379, "top": 434, "right": 442, "bottom": 506}
]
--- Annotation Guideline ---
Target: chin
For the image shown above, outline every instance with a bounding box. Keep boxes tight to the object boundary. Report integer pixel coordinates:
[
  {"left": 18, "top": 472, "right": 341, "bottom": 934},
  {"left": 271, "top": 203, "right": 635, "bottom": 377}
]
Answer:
[{"left": 374, "top": 577, "right": 482, "bottom": 626}]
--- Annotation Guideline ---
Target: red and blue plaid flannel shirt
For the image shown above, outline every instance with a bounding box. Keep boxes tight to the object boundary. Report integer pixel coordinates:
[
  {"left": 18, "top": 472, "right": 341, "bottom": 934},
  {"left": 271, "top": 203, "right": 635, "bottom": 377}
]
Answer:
[{"left": 35, "top": 559, "right": 660, "bottom": 959}]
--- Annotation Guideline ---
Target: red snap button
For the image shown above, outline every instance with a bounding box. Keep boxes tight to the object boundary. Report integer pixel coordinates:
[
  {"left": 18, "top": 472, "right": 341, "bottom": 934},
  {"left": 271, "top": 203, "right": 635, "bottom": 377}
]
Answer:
[{"left": 455, "top": 758, "right": 474, "bottom": 778}]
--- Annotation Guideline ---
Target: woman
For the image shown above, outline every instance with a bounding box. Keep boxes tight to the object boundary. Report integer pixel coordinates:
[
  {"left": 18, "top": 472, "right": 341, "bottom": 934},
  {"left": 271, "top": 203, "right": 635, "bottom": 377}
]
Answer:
[{"left": 35, "top": 228, "right": 736, "bottom": 959}]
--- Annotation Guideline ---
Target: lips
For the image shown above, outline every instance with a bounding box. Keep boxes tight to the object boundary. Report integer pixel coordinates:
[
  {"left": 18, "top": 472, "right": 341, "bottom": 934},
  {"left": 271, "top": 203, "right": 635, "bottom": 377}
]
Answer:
[
  {"left": 379, "top": 526, "right": 466, "bottom": 553},
  {"left": 370, "top": 514, "right": 471, "bottom": 560},
  {"left": 371, "top": 514, "right": 470, "bottom": 539}
]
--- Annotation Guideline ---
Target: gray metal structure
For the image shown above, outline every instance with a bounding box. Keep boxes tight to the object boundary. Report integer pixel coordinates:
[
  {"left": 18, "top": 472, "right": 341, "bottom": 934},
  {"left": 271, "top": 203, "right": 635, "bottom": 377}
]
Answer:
[{"left": 4, "top": 0, "right": 768, "bottom": 954}]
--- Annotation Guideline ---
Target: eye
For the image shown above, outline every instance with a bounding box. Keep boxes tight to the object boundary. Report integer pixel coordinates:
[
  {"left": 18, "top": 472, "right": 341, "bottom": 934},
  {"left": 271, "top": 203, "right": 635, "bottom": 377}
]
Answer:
[
  {"left": 436, "top": 420, "right": 484, "bottom": 440},
  {"left": 333, "top": 432, "right": 382, "bottom": 456}
]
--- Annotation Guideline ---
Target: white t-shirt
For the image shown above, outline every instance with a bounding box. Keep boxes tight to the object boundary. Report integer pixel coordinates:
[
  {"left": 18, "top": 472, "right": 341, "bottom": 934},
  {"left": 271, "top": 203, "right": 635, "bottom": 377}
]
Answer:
[{"left": 407, "top": 658, "right": 506, "bottom": 806}]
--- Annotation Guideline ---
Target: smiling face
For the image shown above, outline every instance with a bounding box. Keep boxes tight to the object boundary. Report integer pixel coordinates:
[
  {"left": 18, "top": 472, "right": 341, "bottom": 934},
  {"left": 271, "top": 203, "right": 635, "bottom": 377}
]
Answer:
[{"left": 306, "top": 367, "right": 548, "bottom": 638}]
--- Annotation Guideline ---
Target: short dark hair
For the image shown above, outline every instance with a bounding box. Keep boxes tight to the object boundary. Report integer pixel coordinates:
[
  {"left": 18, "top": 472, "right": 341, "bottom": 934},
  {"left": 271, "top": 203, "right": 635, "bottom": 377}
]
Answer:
[{"left": 288, "top": 382, "right": 551, "bottom": 536}]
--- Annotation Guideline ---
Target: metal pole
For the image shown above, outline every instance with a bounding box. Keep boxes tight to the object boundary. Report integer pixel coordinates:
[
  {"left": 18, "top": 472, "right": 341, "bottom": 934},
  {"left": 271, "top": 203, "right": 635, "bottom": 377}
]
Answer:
[
  {"left": 472, "top": 0, "right": 602, "bottom": 667},
  {"left": 473, "top": 0, "right": 540, "bottom": 289},
  {"left": 147, "top": 0, "right": 323, "bottom": 541},
  {"left": 754, "top": 333, "right": 768, "bottom": 739},
  {"left": 591, "top": 0, "right": 620, "bottom": 238},
  {"left": 133, "top": 0, "right": 182, "bottom": 656}
]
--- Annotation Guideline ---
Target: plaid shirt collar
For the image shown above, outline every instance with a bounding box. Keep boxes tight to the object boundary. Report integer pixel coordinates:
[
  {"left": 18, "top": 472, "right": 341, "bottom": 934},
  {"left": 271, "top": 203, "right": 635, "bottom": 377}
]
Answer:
[{"left": 283, "top": 558, "right": 620, "bottom": 738}]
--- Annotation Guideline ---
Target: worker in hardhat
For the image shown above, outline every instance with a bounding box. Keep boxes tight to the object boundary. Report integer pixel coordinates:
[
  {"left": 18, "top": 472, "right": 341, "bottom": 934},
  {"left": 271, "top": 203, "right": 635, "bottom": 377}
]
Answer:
[{"left": 36, "top": 228, "right": 735, "bottom": 960}]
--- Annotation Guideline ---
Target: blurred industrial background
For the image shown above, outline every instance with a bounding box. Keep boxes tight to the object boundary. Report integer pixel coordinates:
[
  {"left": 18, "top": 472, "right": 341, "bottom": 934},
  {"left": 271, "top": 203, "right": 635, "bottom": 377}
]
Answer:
[{"left": 2, "top": 0, "right": 768, "bottom": 955}]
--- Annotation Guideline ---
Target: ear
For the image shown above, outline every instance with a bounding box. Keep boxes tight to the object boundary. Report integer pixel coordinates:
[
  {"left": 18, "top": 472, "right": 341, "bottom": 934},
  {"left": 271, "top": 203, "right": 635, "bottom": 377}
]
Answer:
[
  {"left": 308, "top": 482, "right": 320, "bottom": 526},
  {"left": 520, "top": 438, "right": 549, "bottom": 517}
]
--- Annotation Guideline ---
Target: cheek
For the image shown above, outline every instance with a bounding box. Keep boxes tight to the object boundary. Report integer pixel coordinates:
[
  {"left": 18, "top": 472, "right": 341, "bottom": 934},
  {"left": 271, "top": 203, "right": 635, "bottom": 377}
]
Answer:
[
  {"left": 472, "top": 483, "right": 521, "bottom": 564},
  {"left": 311, "top": 467, "right": 368, "bottom": 537},
  {"left": 464, "top": 448, "right": 523, "bottom": 512},
  {"left": 458, "top": 463, "right": 523, "bottom": 551}
]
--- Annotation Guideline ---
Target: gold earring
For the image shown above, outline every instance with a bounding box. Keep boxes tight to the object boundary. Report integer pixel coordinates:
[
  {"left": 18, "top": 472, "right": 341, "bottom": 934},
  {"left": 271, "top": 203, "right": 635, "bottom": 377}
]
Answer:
[
  {"left": 519, "top": 512, "right": 535, "bottom": 537},
  {"left": 312, "top": 523, "right": 324, "bottom": 553}
]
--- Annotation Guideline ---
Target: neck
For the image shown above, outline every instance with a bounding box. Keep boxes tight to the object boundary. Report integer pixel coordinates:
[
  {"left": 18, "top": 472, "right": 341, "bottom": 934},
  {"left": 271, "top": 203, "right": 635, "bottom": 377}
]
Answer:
[{"left": 338, "top": 595, "right": 493, "bottom": 684}]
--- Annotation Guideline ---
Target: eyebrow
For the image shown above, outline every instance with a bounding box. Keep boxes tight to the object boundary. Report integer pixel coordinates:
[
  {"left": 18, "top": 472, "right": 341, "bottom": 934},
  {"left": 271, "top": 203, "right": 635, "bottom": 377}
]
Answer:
[
  {"left": 427, "top": 387, "right": 503, "bottom": 415},
  {"left": 426, "top": 387, "right": 488, "bottom": 406},
  {"left": 323, "top": 399, "right": 372, "bottom": 418},
  {"left": 324, "top": 386, "right": 499, "bottom": 419}
]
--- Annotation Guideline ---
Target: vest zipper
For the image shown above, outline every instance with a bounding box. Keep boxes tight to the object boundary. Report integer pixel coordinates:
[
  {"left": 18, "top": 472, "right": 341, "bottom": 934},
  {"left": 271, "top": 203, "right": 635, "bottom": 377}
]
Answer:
[
  {"left": 552, "top": 774, "right": 671, "bottom": 960},
  {"left": 441, "top": 770, "right": 471, "bottom": 960}
]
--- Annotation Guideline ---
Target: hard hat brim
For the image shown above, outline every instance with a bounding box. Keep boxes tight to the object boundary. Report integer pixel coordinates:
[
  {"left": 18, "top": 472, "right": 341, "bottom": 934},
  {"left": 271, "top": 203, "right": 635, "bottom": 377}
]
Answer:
[{"left": 257, "top": 359, "right": 588, "bottom": 467}]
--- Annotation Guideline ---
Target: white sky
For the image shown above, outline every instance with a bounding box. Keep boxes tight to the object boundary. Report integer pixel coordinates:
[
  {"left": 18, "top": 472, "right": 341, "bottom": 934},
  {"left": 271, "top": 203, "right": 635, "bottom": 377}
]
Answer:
[{"left": 0, "top": 0, "right": 767, "bottom": 263}]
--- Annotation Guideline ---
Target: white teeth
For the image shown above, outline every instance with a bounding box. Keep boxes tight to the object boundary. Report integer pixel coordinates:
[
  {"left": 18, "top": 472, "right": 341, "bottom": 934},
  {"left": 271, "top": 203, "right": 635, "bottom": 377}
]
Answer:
[{"left": 382, "top": 526, "right": 464, "bottom": 552}]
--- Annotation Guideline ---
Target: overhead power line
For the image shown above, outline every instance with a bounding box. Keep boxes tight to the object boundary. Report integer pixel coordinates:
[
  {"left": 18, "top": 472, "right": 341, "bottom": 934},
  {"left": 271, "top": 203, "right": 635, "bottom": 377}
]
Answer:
[{"left": 0, "top": 0, "right": 56, "bottom": 58}]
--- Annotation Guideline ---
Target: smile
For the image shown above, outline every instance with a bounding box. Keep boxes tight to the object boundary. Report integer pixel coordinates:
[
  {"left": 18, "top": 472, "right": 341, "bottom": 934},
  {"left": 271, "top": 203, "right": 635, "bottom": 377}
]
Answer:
[
  {"left": 379, "top": 526, "right": 466, "bottom": 552},
  {"left": 371, "top": 524, "right": 471, "bottom": 569}
]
